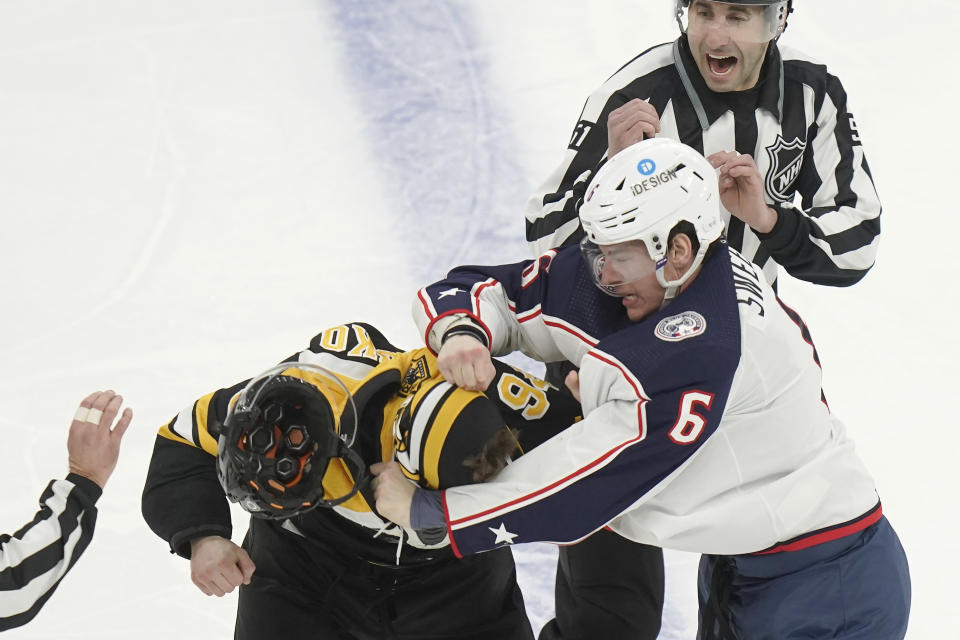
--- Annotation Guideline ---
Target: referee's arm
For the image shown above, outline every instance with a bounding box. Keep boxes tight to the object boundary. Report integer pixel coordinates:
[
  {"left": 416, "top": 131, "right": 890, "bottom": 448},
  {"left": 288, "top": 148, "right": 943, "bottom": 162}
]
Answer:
[
  {"left": 0, "top": 390, "right": 131, "bottom": 630},
  {"left": 0, "top": 474, "right": 102, "bottom": 631},
  {"left": 760, "top": 74, "right": 882, "bottom": 287}
]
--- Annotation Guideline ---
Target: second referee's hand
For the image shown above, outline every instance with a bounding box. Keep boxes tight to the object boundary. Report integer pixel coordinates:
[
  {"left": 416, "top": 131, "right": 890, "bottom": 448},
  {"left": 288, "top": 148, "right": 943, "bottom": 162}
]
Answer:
[
  {"left": 437, "top": 334, "right": 495, "bottom": 391},
  {"left": 67, "top": 390, "right": 133, "bottom": 489}
]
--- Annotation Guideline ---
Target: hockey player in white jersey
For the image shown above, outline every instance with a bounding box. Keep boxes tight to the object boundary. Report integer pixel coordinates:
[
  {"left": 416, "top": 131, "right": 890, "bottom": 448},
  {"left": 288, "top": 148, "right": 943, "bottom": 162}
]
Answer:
[
  {"left": 372, "top": 138, "right": 910, "bottom": 639},
  {"left": 528, "top": 4, "right": 884, "bottom": 635}
]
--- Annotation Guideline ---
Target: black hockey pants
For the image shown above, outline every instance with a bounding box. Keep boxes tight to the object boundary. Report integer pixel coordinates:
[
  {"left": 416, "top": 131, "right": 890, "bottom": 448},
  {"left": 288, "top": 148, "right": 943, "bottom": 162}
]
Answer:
[
  {"left": 538, "top": 527, "right": 664, "bottom": 640},
  {"left": 235, "top": 517, "right": 534, "bottom": 640}
]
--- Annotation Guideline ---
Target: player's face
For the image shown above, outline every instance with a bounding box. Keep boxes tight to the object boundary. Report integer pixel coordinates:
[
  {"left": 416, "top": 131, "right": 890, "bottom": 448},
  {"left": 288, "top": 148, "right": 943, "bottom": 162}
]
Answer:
[
  {"left": 686, "top": 1, "right": 771, "bottom": 92},
  {"left": 598, "top": 243, "right": 665, "bottom": 322}
]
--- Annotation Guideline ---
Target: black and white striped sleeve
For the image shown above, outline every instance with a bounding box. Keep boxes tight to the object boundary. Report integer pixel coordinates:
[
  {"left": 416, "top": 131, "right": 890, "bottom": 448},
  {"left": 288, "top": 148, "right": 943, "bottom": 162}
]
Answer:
[
  {"left": 523, "top": 44, "right": 676, "bottom": 257},
  {"left": 0, "top": 473, "right": 101, "bottom": 631},
  {"left": 759, "top": 62, "right": 881, "bottom": 286}
]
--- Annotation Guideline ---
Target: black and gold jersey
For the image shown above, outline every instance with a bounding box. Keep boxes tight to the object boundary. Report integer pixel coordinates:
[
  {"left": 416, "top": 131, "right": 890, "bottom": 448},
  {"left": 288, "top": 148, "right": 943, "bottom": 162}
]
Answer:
[{"left": 142, "top": 322, "right": 580, "bottom": 563}]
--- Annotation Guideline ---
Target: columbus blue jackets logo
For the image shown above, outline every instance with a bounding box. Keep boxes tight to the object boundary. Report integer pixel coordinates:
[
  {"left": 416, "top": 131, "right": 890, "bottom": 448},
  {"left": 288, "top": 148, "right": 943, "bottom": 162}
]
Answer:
[
  {"left": 763, "top": 134, "right": 806, "bottom": 201},
  {"left": 655, "top": 311, "right": 706, "bottom": 342}
]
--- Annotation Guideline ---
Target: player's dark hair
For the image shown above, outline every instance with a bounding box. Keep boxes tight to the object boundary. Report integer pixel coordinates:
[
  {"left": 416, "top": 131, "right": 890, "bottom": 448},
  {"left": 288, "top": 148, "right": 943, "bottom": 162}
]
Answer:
[
  {"left": 668, "top": 220, "right": 723, "bottom": 262},
  {"left": 462, "top": 427, "right": 522, "bottom": 482}
]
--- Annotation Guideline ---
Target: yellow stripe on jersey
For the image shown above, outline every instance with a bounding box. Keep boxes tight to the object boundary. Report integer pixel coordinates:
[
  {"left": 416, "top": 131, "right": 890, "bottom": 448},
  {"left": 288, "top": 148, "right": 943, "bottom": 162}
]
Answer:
[
  {"left": 422, "top": 387, "right": 476, "bottom": 489},
  {"left": 158, "top": 422, "right": 192, "bottom": 447},
  {"left": 381, "top": 393, "right": 407, "bottom": 466},
  {"left": 321, "top": 459, "right": 370, "bottom": 512},
  {"left": 157, "top": 392, "right": 219, "bottom": 455},
  {"left": 281, "top": 367, "right": 362, "bottom": 438}
]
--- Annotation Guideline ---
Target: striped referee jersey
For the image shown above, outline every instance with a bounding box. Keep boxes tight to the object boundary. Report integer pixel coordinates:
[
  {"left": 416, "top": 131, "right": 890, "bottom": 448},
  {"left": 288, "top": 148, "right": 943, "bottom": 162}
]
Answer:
[
  {"left": 0, "top": 474, "right": 101, "bottom": 630},
  {"left": 526, "top": 36, "right": 880, "bottom": 287}
]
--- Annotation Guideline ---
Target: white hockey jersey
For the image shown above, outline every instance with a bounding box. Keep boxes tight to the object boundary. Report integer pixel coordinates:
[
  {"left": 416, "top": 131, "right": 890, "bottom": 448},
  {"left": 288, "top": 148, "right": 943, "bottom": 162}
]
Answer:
[{"left": 413, "top": 245, "right": 881, "bottom": 557}]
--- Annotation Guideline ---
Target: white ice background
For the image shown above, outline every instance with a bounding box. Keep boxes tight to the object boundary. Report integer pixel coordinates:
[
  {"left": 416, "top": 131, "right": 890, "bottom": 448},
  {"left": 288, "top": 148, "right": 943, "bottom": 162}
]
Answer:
[{"left": 0, "top": 1, "right": 955, "bottom": 638}]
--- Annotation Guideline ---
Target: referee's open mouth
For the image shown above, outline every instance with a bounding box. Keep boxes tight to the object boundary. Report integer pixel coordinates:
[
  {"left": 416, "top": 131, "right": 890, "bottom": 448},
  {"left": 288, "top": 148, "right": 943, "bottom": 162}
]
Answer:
[{"left": 706, "top": 53, "right": 737, "bottom": 77}]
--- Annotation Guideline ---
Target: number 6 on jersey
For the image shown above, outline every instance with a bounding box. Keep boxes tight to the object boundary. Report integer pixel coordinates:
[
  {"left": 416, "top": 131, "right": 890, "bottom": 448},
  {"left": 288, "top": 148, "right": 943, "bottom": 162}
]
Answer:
[{"left": 668, "top": 391, "right": 714, "bottom": 445}]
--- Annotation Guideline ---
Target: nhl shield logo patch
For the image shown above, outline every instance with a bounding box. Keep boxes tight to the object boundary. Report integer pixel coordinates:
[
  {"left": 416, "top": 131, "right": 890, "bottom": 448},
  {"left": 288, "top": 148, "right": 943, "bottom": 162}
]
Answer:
[
  {"left": 764, "top": 134, "right": 806, "bottom": 201},
  {"left": 655, "top": 311, "right": 707, "bottom": 342}
]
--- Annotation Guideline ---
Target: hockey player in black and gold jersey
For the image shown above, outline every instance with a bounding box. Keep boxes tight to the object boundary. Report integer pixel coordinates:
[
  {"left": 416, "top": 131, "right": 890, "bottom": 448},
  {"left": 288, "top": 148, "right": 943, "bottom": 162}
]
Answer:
[{"left": 141, "top": 322, "right": 579, "bottom": 639}]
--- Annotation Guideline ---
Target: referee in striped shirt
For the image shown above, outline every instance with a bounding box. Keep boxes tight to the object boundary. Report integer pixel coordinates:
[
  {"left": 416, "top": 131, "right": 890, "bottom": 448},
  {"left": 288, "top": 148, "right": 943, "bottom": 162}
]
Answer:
[
  {"left": 528, "top": 2, "right": 882, "bottom": 639},
  {"left": 527, "top": 0, "right": 879, "bottom": 289},
  {"left": 0, "top": 390, "right": 131, "bottom": 631}
]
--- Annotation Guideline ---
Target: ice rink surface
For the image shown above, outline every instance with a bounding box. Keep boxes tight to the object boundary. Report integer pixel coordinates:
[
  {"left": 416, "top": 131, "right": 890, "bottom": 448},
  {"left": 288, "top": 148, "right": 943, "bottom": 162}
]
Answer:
[{"left": 0, "top": 1, "right": 955, "bottom": 637}]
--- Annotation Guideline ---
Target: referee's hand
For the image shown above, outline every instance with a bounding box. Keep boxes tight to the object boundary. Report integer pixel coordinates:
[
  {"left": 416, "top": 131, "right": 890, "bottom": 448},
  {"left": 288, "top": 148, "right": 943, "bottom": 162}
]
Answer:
[
  {"left": 67, "top": 390, "right": 132, "bottom": 489},
  {"left": 607, "top": 98, "right": 661, "bottom": 157}
]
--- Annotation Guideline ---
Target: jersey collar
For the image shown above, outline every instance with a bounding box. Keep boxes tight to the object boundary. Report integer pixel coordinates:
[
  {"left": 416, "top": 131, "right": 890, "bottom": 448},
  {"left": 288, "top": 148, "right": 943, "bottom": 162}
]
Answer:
[{"left": 673, "top": 35, "right": 784, "bottom": 130}]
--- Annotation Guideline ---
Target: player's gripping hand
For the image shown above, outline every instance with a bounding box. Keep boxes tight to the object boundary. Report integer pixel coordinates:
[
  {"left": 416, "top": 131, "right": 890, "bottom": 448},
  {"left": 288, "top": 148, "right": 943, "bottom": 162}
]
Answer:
[
  {"left": 437, "top": 334, "right": 495, "bottom": 391},
  {"left": 564, "top": 370, "right": 582, "bottom": 403},
  {"left": 608, "top": 99, "right": 661, "bottom": 157},
  {"left": 707, "top": 151, "right": 777, "bottom": 233},
  {"left": 67, "top": 390, "right": 133, "bottom": 489},
  {"left": 370, "top": 461, "right": 415, "bottom": 529},
  {"left": 189, "top": 536, "right": 256, "bottom": 597}
]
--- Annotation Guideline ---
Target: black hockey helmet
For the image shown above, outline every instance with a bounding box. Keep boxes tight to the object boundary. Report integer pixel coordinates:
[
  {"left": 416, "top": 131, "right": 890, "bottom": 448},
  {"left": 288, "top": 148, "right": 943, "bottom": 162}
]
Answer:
[{"left": 217, "top": 362, "right": 367, "bottom": 519}]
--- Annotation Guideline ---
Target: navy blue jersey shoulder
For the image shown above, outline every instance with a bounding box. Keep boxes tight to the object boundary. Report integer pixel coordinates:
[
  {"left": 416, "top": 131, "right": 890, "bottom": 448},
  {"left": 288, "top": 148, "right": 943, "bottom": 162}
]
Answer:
[
  {"left": 540, "top": 248, "right": 631, "bottom": 336},
  {"left": 595, "top": 247, "right": 742, "bottom": 400}
]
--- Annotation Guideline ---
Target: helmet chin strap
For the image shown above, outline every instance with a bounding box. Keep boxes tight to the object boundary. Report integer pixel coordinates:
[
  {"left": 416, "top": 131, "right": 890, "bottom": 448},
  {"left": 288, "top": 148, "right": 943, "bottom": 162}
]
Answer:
[
  {"left": 657, "top": 238, "right": 713, "bottom": 310},
  {"left": 660, "top": 284, "right": 681, "bottom": 310},
  {"left": 657, "top": 257, "right": 698, "bottom": 310},
  {"left": 315, "top": 441, "right": 369, "bottom": 508}
]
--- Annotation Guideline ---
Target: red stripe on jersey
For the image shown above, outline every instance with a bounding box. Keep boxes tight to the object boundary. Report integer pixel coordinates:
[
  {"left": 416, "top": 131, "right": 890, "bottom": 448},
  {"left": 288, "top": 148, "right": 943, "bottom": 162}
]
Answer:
[
  {"left": 471, "top": 279, "right": 498, "bottom": 315},
  {"left": 543, "top": 317, "right": 598, "bottom": 347},
  {"left": 517, "top": 306, "right": 541, "bottom": 323},
  {"left": 752, "top": 502, "right": 882, "bottom": 555},
  {"left": 521, "top": 250, "right": 557, "bottom": 290},
  {"left": 449, "top": 350, "right": 647, "bottom": 528},
  {"left": 585, "top": 351, "right": 645, "bottom": 399},
  {"left": 417, "top": 288, "right": 436, "bottom": 320},
  {"left": 442, "top": 491, "right": 463, "bottom": 559}
]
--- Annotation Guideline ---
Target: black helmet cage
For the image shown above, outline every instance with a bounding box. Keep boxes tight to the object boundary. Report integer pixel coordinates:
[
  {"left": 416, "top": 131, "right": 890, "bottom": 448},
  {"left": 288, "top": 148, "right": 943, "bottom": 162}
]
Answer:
[{"left": 217, "top": 362, "right": 368, "bottom": 519}]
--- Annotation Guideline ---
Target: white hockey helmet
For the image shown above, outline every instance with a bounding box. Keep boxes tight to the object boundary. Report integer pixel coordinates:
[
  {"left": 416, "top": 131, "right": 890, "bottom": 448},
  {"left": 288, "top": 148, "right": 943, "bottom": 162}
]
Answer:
[{"left": 579, "top": 137, "right": 724, "bottom": 299}]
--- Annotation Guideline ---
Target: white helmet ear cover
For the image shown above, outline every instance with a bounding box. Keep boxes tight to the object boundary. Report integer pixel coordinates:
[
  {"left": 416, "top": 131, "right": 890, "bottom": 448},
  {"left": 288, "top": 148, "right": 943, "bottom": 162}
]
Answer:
[{"left": 579, "top": 137, "right": 724, "bottom": 294}]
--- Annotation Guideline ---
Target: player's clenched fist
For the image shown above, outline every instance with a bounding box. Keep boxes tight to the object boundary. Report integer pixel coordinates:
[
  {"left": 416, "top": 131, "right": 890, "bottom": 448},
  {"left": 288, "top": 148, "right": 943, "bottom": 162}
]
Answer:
[
  {"left": 189, "top": 536, "right": 256, "bottom": 597},
  {"left": 608, "top": 99, "right": 661, "bottom": 157},
  {"left": 437, "top": 334, "right": 495, "bottom": 391},
  {"left": 370, "top": 461, "right": 415, "bottom": 529}
]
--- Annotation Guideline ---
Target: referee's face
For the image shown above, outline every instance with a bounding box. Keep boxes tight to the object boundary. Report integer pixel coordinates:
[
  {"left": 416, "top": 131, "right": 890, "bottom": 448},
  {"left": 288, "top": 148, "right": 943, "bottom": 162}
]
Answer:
[{"left": 686, "top": 0, "right": 770, "bottom": 92}]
